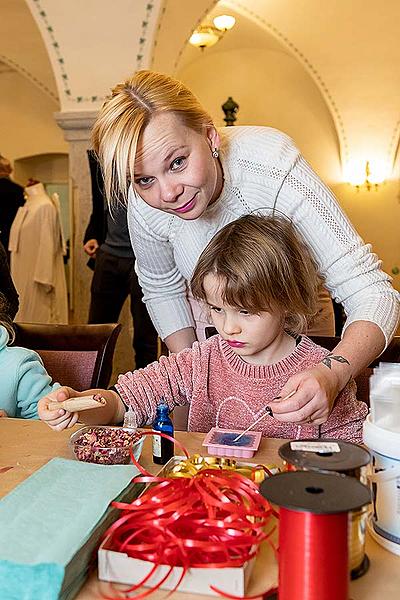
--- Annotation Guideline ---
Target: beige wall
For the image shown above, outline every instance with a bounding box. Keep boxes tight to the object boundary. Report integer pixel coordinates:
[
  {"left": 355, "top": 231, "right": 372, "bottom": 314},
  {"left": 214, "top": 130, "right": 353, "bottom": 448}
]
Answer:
[
  {"left": 14, "top": 153, "right": 68, "bottom": 187},
  {"left": 178, "top": 47, "right": 341, "bottom": 185},
  {"left": 0, "top": 70, "right": 67, "bottom": 164},
  {"left": 333, "top": 180, "right": 400, "bottom": 291},
  {"left": 177, "top": 44, "right": 400, "bottom": 292}
]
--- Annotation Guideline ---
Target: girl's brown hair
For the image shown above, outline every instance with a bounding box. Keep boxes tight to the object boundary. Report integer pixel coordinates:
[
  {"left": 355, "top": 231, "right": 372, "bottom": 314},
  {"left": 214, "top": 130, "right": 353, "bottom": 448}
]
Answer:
[
  {"left": 0, "top": 293, "right": 15, "bottom": 343},
  {"left": 191, "top": 214, "right": 321, "bottom": 333},
  {"left": 91, "top": 70, "right": 213, "bottom": 206}
]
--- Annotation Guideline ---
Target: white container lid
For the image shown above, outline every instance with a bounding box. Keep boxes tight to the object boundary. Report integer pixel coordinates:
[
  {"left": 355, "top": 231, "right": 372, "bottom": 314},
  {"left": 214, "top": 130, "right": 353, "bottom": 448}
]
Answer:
[{"left": 363, "top": 415, "right": 400, "bottom": 460}]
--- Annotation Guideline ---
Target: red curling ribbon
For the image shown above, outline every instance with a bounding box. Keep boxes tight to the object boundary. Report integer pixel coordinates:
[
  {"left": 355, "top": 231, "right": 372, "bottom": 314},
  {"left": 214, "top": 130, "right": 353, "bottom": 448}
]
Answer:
[
  {"left": 210, "top": 586, "right": 279, "bottom": 599},
  {"left": 278, "top": 509, "right": 348, "bottom": 600},
  {"left": 129, "top": 430, "right": 189, "bottom": 477},
  {"left": 101, "top": 467, "right": 277, "bottom": 599}
]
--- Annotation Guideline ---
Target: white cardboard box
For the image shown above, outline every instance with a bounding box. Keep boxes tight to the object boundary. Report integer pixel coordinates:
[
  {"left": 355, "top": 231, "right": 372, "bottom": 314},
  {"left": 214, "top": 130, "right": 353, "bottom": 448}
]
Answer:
[{"left": 98, "top": 536, "right": 255, "bottom": 596}]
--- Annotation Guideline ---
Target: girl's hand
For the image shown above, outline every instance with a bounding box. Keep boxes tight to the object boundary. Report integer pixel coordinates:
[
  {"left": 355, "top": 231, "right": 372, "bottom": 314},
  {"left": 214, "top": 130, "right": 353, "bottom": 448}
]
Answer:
[
  {"left": 0, "top": 410, "right": 8, "bottom": 418},
  {"left": 270, "top": 364, "right": 341, "bottom": 425},
  {"left": 38, "top": 386, "right": 80, "bottom": 431}
]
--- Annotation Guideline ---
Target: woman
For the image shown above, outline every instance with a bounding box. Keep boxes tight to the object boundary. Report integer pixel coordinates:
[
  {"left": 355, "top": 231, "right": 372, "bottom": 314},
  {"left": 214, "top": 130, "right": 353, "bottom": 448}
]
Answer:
[{"left": 91, "top": 70, "right": 399, "bottom": 426}]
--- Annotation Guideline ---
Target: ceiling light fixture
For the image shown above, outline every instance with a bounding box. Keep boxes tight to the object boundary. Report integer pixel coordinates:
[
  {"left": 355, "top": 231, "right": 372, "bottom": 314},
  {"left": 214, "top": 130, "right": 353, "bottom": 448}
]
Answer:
[{"left": 189, "top": 14, "right": 236, "bottom": 49}]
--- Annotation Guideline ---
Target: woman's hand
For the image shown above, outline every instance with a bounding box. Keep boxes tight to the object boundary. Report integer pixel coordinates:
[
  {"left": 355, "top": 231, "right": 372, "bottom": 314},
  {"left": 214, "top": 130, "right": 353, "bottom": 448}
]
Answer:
[
  {"left": 270, "top": 363, "right": 342, "bottom": 425},
  {"left": 0, "top": 409, "right": 8, "bottom": 418},
  {"left": 38, "top": 386, "right": 80, "bottom": 431}
]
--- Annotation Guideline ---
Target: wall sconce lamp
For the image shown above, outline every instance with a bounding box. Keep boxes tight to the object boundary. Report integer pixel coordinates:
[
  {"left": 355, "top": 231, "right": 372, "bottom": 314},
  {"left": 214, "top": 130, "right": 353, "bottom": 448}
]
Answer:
[
  {"left": 189, "top": 15, "right": 236, "bottom": 49},
  {"left": 346, "top": 160, "right": 386, "bottom": 192},
  {"left": 357, "top": 161, "right": 378, "bottom": 192}
]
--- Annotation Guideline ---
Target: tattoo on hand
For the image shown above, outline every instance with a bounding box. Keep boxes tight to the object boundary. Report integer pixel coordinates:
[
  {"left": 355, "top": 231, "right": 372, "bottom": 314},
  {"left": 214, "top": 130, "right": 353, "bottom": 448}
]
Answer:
[{"left": 320, "top": 354, "right": 350, "bottom": 369}]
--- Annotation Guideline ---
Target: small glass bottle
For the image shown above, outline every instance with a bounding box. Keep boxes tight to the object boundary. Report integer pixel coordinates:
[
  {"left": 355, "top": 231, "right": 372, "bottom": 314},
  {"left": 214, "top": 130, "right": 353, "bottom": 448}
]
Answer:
[
  {"left": 123, "top": 404, "right": 137, "bottom": 429},
  {"left": 152, "top": 398, "right": 174, "bottom": 465}
]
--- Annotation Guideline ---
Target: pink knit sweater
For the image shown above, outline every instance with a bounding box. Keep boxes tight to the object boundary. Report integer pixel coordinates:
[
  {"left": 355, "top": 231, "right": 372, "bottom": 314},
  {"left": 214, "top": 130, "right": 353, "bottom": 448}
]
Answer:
[{"left": 115, "top": 335, "right": 368, "bottom": 442}]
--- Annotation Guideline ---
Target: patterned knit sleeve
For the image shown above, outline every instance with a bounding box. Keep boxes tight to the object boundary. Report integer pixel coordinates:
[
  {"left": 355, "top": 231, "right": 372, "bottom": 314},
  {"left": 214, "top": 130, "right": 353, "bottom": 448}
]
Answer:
[
  {"left": 277, "top": 155, "right": 399, "bottom": 346},
  {"left": 128, "top": 193, "right": 195, "bottom": 340},
  {"left": 114, "top": 346, "right": 197, "bottom": 427}
]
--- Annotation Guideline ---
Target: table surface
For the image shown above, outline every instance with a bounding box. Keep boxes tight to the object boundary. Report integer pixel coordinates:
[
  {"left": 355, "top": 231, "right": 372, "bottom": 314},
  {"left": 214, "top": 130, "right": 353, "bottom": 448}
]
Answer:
[{"left": 0, "top": 418, "right": 399, "bottom": 599}]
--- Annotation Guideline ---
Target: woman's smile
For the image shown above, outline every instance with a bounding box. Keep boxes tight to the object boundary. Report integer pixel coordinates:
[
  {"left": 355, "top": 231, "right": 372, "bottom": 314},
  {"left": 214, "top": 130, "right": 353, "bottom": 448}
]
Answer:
[{"left": 174, "top": 192, "right": 199, "bottom": 214}]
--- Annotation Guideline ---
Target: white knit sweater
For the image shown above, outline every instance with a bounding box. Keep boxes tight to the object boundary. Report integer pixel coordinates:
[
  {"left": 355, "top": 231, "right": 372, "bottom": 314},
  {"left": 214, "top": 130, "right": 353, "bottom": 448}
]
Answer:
[{"left": 128, "top": 126, "right": 399, "bottom": 343}]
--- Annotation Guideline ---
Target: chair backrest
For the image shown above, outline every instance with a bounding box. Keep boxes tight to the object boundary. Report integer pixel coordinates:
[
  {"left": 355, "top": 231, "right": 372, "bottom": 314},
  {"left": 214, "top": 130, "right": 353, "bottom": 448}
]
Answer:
[
  {"left": 310, "top": 335, "right": 400, "bottom": 406},
  {"left": 13, "top": 323, "right": 121, "bottom": 390}
]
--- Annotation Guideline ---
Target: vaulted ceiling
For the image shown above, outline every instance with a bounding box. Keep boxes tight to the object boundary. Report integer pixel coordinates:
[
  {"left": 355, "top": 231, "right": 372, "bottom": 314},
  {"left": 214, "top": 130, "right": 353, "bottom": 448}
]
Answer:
[{"left": 2, "top": 0, "right": 400, "bottom": 180}]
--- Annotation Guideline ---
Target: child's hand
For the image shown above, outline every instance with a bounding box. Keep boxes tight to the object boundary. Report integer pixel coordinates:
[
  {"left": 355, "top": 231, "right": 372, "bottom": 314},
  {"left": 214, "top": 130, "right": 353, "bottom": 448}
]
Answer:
[
  {"left": 38, "top": 386, "right": 80, "bottom": 431},
  {"left": 0, "top": 409, "right": 8, "bottom": 418}
]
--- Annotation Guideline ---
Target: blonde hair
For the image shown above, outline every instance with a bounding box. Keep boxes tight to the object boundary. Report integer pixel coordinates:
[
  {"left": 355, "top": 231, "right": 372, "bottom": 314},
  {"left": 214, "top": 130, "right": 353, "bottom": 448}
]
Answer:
[
  {"left": 0, "top": 293, "right": 15, "bottom": 344},
  {"left": 191, "top": 214, "right": 321, "bottom": 334},
  {"left": 92, "top": 70, "right": 213, "bottom": 206}
]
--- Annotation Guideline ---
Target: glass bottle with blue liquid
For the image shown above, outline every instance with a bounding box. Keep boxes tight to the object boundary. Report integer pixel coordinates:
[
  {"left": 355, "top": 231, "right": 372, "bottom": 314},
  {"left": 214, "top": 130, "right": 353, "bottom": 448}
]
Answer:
[{"left": 152, "top": 397, "right": 174, "bottom": 465}]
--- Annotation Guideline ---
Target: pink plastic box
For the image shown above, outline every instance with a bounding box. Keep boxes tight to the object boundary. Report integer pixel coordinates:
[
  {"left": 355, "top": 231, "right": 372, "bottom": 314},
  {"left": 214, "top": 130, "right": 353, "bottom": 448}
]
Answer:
[{"left": 202, "top": 427, "right": 262, "bottom": 458}]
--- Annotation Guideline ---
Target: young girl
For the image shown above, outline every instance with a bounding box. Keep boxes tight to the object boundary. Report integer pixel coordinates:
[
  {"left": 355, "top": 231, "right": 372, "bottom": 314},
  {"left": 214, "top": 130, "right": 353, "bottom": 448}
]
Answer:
[
  {"left": 0, "top": 293, "right": 60, "bottom": 419},
  {"left": 38, "top": 215, "right": 368, "bottom": 442}
]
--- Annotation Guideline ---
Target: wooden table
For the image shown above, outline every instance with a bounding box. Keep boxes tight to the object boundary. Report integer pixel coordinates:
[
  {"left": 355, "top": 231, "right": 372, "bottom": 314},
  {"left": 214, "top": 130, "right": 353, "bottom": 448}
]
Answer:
[{"left": 1, "top": 419, "right": 399, "bottom": 599}]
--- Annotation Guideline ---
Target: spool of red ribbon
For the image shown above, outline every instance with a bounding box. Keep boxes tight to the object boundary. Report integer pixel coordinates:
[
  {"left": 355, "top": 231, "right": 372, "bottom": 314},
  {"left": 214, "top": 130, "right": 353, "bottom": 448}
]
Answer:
[
  {"left": 260, "top": 471, "right": 370, "bottom": 600},
  {"left": 278, "top": 439, "right": 371, "bottom": 579}
]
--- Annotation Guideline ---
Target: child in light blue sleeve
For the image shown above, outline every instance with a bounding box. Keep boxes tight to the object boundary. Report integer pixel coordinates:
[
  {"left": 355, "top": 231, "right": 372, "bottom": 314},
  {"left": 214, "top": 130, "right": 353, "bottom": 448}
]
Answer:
[{"left": 0, "top": 293, "right": 60, "bottom": 419}]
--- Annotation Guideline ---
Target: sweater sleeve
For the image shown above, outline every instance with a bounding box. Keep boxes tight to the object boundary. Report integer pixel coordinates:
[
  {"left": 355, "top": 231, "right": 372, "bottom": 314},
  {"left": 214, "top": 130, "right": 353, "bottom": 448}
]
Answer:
[
  {"left": 128, "top": 195, "right": 195, "bottom": 339},
  {"left": 16, "top": 352, "right": 60, "bottom": 419},
  {"left": 114, "top": 346, "right": 198, "bottom": 426},
  {"left": 277, "top": 156, "right": 400, "bottom": 346}
]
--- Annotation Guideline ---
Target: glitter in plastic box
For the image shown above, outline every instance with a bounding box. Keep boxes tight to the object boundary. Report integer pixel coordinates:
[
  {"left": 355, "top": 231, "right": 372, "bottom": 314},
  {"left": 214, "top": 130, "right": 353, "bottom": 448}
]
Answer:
[
  {"left": 69, "top": 426, "right": 143, "bottom": 465},
  {"left": 202, "top": 427, "right": 262, "bottom": 458}
]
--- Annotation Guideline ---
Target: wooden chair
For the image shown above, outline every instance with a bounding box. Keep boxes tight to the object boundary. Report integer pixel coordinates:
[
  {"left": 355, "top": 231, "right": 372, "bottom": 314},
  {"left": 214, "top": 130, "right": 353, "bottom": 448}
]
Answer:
[
  {"left": 13, "top": 322, "right": 121, "bottom": 390},
  {"left": 310, "top": 335, "right": 400, "bottom": 406}
]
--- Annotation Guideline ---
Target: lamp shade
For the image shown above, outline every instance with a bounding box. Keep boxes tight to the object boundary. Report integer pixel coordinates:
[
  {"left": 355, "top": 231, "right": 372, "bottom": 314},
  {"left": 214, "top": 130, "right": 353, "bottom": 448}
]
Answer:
[
  {"left": 189, "top": 27, "right": 220, "bottom": 48},
  {"left": 213, "top": 15, "right": 236, "bottom": 31}
]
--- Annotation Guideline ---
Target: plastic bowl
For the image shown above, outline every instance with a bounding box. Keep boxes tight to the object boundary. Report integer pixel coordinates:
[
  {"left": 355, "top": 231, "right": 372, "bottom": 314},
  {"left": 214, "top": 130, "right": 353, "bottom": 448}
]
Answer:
[{"left": 69, "top": 425, "right": 144, "bottom": 465}]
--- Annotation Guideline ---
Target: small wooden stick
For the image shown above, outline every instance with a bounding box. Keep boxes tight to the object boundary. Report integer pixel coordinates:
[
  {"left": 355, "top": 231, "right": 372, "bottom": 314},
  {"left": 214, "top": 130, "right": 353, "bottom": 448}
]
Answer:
[
  {"left": 47, "top": 395, "right": 106, "bottom": 412},
  {"left": 232, "top": 390, "right": 297, "bottom": 442}
]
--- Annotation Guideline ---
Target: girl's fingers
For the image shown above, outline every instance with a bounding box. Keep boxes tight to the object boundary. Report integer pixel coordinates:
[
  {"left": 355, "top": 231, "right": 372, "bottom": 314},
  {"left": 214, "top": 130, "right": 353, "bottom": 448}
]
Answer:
[
  {"left": 40, "top": 406, "right": 65, "bottom": 421},
  {"left": 67, "top": 413, "right": 79, "bottom": 428},
  {"left": 45, "top": 411, "right": 71, "bottom": 425},
  {"left": 49, "top": 412, "right": 77, "bottom": 431}
]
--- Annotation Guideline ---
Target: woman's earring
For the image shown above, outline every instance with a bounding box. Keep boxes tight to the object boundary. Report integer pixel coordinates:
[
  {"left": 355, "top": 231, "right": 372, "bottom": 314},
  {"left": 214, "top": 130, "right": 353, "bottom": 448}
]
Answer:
[{"left": 212, "top": 148, "right": 219, "bottom": 158}]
